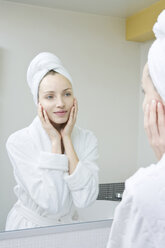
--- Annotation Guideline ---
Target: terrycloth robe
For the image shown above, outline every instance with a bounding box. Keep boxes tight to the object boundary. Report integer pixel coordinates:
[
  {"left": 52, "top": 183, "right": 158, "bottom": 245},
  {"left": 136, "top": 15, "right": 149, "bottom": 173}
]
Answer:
[
  {"left": 106, "top": 154, "right": 165, "bottom": 248},
  {"left": 5, "top": 116, "right": 99, "bottom": 230}
]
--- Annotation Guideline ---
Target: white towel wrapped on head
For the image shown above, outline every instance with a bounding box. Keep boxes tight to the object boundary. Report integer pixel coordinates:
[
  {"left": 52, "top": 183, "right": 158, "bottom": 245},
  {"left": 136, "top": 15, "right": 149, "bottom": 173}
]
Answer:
[
  {"left": 27, "top": 52, "right": 73, "bottom": 105},
  {"left": 148, "top": 10, "right": 165, "bottom": 101}
]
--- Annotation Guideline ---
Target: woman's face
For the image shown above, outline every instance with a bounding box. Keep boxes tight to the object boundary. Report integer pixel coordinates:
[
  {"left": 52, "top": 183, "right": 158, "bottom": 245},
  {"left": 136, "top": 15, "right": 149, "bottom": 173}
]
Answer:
[
  {"left": 141, "top": 63, "right": 163, "bottom": 111},
  {"left": 38, "top": 73, "right": 74, "bottom": 124}
]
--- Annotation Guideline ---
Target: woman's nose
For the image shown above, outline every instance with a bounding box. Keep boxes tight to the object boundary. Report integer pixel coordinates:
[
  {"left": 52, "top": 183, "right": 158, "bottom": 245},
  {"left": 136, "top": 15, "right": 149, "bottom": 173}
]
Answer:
[{"left": 56, "top": 97, "right": 65, "bottom": 107}]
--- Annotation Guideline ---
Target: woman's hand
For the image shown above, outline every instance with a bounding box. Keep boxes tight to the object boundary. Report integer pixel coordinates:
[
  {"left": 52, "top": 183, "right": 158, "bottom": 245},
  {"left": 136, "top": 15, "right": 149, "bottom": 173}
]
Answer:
[
  {"left": 38, "top": 103, "right": 62, "bottom": 153},
  {"left": 142, "top": 63, "right": 165, "bottom": 160},
  {"left": 60, "top": 98, "right": 79, "bottom": 174},
  {"left": 60, "top": 98, "right": 78, "bottom": 139},
  {"left": 144, "top": 100, "right": 165, "bottom": 160}
]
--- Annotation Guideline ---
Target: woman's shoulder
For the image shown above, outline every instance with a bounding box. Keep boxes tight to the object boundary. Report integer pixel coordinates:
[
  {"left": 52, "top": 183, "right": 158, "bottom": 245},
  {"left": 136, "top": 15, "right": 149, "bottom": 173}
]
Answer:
[
  {"left": 125, "top": 156, "right": 165, "bottom": 209},
  {"left": 6, "top": 127, "right": 29, "bottom": 146},
  {"left": 6, "top": 116, "right": 39, "bottom": 146},
  {"left": 125, "top": 164, "right": 156, "bottom": 195},
  {"left": 123, "top": 156, "right": 165, "bottom": 230}
]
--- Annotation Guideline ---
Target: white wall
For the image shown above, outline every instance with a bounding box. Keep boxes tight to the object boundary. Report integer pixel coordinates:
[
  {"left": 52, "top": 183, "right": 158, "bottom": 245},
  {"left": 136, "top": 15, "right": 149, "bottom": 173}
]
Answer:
[
  {"left": 137, "top": 40, "right": 157, "bottom": 168},
  {"left": 0, "top": 1, "right": 140, "bottom": 230}
]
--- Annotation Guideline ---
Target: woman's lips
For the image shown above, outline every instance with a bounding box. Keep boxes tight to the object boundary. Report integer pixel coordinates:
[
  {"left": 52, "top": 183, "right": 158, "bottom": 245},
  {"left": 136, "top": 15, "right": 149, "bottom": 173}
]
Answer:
[{"left": 54, "top": 111, "right": 67, "bottom": 117}]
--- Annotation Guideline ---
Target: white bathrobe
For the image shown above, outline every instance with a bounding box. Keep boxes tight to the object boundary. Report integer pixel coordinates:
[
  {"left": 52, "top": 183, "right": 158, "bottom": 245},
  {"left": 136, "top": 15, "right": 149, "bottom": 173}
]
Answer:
[
  {"left": 5, "top": 116, "right": 99, "bottom": 231},
  {"left": 107, "top": 154, "right": 165, "bottom": 248}
]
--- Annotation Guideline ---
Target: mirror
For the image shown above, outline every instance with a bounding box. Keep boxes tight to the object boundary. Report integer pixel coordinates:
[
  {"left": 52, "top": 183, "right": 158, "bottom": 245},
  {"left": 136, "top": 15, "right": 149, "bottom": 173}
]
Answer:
[{"left": 0, "top": 0, "right": 155, "bottom": 233}]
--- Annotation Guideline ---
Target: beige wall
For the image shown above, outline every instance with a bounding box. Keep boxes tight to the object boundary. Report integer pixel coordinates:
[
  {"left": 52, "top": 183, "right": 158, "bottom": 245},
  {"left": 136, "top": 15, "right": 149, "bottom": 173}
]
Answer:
[{"left": 0, "top": 1, "right": 140, "bottom": 230}]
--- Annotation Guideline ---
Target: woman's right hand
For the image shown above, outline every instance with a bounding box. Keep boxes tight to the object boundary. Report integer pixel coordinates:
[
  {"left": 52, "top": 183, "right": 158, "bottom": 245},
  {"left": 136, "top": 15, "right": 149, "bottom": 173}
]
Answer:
[
  {"left": 38, "top": 103, "right": 62, "bottom": 153},
  {"left": 142, "top": 63, "right": 165, "bottom": 160},
  {"left": 144, "top": 101, "right": 165, "bottom": 161}
]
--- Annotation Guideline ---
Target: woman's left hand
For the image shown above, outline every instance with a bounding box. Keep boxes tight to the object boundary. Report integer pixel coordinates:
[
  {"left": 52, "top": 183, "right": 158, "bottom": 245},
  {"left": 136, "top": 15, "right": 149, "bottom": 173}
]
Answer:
[{"left": 60, "top": 98, "right": 78, "bottom": 139}]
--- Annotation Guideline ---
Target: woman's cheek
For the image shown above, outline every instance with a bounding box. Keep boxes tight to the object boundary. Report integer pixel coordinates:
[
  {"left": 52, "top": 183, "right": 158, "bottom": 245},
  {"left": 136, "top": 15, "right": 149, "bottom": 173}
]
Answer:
[
  {"left": 68, "top": 100, "right": 74, "bottom": 110},
  {"left": 42, "top": 100, "right": 51, "bottom": 111},
  {"left": 70, "top": 97, "right": 74, "bottom": 105}
]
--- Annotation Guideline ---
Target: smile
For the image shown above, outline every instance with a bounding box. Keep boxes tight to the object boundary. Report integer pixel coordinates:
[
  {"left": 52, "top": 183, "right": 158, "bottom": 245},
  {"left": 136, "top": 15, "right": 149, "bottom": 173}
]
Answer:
[{"left": 54, "top": 111, "right": 67, "bottom": 117}]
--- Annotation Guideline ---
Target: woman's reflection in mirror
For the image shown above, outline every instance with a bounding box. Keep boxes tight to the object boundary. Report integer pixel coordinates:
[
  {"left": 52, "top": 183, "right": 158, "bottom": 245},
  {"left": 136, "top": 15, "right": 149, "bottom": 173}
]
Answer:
[{"left": 5, "top": 52, "right": 99, "bottom": 231}]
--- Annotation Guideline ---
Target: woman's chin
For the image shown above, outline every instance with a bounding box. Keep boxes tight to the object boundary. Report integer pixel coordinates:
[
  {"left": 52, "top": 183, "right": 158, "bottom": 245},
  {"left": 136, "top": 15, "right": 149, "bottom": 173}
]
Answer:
[{"left": 50, "top": 117, "right": 68, "bottom": 125}]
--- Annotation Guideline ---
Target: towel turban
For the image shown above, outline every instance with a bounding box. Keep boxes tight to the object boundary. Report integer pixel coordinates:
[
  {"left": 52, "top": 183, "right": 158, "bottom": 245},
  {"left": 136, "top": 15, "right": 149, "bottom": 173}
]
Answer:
[
  {"left": 27, "top": 52, "right": 73, "bottom": 105},
  {"left": 148, "top": 10, "right": 165, "bottom": 101}
]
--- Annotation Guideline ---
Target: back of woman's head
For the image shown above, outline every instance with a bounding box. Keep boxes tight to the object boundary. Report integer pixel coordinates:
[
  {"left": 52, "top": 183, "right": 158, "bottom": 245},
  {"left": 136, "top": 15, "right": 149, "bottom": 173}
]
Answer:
[{"left": 148, "top": 10, "right": 165, "bottom": 101}]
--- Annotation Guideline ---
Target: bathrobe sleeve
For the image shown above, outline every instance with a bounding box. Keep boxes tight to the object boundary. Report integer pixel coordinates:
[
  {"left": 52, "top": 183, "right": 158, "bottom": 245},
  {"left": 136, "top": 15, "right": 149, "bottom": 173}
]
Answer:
[
  {"left": 107, "top": 155, "right": 165, "bottom": 248},
  {"left": 6, "top": 130, "right": 71, "bottom": 215},
  {"left": 64, "top": 130, "right": 99, "bottom": 208}
]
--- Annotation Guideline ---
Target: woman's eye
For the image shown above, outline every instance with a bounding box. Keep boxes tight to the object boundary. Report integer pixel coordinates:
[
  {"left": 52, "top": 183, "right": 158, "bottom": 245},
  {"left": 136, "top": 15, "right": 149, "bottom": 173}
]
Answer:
[
  {"left": 65, "top": 92, "right": 71, "bottom": 96},
  {"left": 47, "top": 95, "right": 53, "bottom": 99}
]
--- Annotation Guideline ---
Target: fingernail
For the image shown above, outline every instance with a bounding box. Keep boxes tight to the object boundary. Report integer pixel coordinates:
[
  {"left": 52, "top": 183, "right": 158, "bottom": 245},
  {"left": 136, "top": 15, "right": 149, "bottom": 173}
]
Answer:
[{"left": 152, "top": 99, "right": 156, "bottom": 104}]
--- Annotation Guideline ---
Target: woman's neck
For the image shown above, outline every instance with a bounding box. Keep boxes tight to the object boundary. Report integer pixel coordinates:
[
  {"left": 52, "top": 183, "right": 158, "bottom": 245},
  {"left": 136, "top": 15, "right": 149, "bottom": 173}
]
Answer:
[{"left": 50, "top": 120, "right": 66, "bottom": 132}]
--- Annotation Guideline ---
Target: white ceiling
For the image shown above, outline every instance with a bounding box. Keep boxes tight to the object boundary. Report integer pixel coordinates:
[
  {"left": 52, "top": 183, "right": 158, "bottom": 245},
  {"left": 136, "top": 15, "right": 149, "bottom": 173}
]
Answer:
[{"left": 3, "top": 0, "right": 159, "bottom": 18}]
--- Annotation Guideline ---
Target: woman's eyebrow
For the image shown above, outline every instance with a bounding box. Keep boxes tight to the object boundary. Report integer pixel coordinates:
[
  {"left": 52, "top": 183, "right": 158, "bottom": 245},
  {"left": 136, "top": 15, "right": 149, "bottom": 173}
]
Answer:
[
  {"left": 63, "top": 88, "right": 72, "bottom": 91},
  {"left": 43, "top": 91, "right": 55, "bottom": 93},
  {"left": 43, "top": 88, "right": 72, "bottom": 93}
]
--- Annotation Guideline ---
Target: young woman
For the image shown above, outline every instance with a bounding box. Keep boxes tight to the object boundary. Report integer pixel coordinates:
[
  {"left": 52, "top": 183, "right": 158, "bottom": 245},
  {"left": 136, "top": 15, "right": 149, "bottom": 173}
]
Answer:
[
  {"left": 5, "top": 52, "right": 99, "bottom": 230},
  {"left": 107, "top": 10, "right": 165, "bottom": 248}
]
